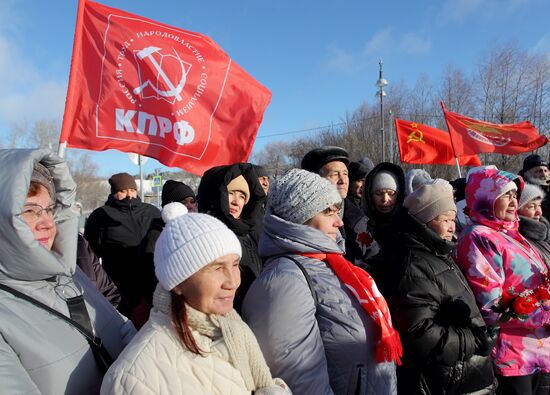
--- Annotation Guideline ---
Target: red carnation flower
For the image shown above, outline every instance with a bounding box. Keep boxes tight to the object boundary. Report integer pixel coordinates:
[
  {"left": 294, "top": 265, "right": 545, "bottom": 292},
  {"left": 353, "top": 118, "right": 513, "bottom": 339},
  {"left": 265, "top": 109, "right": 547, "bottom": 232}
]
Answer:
[
  {"left": 512, "top": 295, "right": 538, "bottom": 316},
  {"left": 533, "top": 287, "right": 550, "bottom": 302},
  {"left": 500, "top": 291, "right": 515, "bottom": 307},
  {"left": 357, "top": 232, "right": 374, "bottom": 246}
]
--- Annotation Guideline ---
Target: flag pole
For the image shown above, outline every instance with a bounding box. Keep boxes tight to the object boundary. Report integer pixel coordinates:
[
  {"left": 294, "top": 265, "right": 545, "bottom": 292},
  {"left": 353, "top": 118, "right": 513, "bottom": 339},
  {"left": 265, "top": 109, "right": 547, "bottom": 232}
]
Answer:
[
  {"left": 441, "top": 101, "right": 462, "bottom": 178},
  {"left": 58, "top": 0, "right": 86, "bottom": 158},
  {"left": 57, "top": 141, "right": 67, "bottom": 158},
  {"left": 454, "top": 157, "right": 462, "bottom": 178}
]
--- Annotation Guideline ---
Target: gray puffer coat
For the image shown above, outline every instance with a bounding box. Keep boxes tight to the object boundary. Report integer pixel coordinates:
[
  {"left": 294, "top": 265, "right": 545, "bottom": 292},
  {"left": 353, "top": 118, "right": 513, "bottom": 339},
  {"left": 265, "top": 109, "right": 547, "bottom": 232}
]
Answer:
[
  {"left": 242, "top": 210, "right": 397, "bottom": 395},
  {"left": 0, "top": 148, "right": 135, "bottom": 395}
]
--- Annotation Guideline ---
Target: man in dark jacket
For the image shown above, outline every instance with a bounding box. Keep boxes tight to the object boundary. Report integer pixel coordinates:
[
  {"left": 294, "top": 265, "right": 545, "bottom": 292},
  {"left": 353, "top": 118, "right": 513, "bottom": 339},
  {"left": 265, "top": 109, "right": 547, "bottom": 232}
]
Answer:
[
  {"left": 302, "top": 148, "right": 382, "bottom": 267},
  {"left": 84, "top": 172, "right": 160, "bottom": 319},
  {"left": 386, "top": 179, "right": 497, "bottom": 395},
  {"left": 301, "top": 146, "right": 350, "bottom": 204}
]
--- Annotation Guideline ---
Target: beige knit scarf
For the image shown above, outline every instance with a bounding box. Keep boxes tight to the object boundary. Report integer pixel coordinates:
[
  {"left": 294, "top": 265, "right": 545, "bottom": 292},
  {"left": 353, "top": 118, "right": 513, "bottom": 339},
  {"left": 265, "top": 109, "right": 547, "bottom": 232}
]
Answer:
[{"left": 153, "top": 286, "right": 275, "bottom": 391}]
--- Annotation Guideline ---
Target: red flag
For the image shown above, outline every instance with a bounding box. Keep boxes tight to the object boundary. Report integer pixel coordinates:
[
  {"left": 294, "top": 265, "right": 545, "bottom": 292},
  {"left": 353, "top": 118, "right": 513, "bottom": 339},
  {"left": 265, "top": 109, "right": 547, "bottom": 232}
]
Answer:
[
  {"left": 395, "top": 119, "right": 481, "bottom": 166},
  {"left": 441, "top": 103, "right": 547, "bottom": 156},
  {"left": 60, "top": 0, "right": 271, "bottom": 175}
]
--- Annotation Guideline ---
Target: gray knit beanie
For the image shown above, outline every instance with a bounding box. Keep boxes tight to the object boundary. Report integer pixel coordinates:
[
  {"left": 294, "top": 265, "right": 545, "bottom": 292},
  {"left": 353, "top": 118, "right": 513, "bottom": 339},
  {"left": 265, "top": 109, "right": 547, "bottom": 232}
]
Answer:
[
  {"left": 404, "top": 179, "right": 456, "bottom": 224},
  {"left": 371, "top": 170, "right": 399, "bottom": 192},
  {"left": 154, "top": 203, "right": 242, "bottom": 291},
  {"left": 268, "top": 168, "right": 342, "bottom": 224},
  {"left": 519, "top": 184, "right": 546, "bottom": 209}
]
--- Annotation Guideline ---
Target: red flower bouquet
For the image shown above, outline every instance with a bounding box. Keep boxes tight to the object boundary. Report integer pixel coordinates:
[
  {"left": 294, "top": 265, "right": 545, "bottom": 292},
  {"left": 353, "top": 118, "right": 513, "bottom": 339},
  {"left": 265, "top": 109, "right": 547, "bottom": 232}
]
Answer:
[{"left": 491, "top": 282, "right": 550, "bottom": 322}]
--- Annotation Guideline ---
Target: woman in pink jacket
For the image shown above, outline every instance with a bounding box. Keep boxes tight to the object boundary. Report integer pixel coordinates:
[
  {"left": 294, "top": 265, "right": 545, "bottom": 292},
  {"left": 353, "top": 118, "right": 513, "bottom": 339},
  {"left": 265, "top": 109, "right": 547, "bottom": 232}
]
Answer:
[{"left": 455, "top": 166, "right": 549, "bottom": 395}]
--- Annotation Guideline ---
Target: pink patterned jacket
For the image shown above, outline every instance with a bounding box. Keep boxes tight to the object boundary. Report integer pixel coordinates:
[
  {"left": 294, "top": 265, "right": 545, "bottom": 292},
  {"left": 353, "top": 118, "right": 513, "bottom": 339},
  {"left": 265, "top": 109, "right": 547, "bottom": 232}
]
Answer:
[{"left": 455, "top": 166, "right": 550, "bottom": 376}]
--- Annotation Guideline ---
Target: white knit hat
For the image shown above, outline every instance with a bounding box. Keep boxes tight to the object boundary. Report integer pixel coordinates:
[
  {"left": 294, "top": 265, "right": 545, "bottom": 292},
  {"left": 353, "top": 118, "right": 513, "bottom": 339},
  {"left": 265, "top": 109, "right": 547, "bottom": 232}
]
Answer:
[
  {"left": 519, "top": 183, "right": 546, "bottom": 209},
  {"left": 154, "top": 203, "right": 242, "bottom": 291},
  {"left": 372, "top": 170, "right": 399, "bottom": 192},
  {"left": 268, "top": 168, "right": 342, "bottom": 224}
]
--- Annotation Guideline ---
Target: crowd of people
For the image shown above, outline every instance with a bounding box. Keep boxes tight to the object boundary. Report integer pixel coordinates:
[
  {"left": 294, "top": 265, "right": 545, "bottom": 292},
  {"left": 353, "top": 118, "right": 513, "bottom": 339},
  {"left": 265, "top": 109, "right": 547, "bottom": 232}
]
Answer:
[{"left": 0, "top": 146, "right": 548, "bottom": 395}]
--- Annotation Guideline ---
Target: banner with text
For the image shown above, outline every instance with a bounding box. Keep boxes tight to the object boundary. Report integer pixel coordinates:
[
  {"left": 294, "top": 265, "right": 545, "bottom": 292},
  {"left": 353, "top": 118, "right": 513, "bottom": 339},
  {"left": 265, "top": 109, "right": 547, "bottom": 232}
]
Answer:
[{"left": 60, "top": 0, "right": 271, "bottom": 175}]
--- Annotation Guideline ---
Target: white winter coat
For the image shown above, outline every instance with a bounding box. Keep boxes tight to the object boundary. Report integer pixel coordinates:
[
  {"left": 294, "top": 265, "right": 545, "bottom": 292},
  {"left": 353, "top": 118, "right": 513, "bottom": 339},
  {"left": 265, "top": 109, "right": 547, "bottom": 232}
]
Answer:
[{"left": 102, "top": 309, "right": 254, "bottom": 394}]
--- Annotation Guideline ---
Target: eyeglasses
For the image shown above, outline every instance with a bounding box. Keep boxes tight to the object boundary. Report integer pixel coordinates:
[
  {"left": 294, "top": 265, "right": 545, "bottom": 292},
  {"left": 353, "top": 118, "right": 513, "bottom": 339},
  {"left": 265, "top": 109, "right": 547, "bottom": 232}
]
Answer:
[{"left": 17, "top": 203, "right": 60, "bottom": 222}]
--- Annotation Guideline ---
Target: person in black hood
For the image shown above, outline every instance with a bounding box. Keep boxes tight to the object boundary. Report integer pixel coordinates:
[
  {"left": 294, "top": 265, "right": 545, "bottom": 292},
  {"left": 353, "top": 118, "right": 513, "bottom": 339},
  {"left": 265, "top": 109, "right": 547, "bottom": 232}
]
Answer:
[
  {"left": 84, "top": 172, "right": 160, "bottom": 321},
  {"left": 385, "top": 179, "right": 497, "bottom": 395},
  {"left": 361, "top": 162, "right": 405, "bottom": 248},
  {"left": 197, "top": 163, "right": 266, "bottom": 314}
]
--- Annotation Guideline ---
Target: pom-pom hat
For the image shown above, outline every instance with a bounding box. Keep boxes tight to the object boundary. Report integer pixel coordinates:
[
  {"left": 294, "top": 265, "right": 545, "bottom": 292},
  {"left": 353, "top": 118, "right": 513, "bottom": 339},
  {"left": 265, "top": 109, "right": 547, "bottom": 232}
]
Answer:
[{"left": 154, "top": 203, "right": 242, "bottom": 291}]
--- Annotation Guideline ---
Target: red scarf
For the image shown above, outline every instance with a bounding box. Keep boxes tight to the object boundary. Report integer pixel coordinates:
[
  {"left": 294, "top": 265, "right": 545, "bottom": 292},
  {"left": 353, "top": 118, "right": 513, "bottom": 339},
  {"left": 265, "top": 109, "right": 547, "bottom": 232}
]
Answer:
[{"left": 301, "top": 252, "right": 402, "bottom": 365}]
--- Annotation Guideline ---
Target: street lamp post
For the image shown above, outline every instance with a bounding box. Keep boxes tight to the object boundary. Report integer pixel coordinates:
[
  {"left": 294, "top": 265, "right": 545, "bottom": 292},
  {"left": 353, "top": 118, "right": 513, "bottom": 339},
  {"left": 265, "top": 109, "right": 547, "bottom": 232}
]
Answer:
[{"left": 376, "top": 59, "right": 388, "bottom": 162}]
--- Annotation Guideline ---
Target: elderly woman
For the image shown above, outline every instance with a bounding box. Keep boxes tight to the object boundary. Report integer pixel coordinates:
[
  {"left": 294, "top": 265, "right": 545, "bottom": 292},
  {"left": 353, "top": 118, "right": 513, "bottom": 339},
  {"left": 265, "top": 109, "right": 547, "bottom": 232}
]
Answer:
[
  {"left": 518, "top": 184, "right": 550, "bottom": 268},
  {"left": 243, "top": 169, "right": 400, "bottom": 395},
  {"left": 385, "top": 179, "right": 496, "bottom": 394},
  {"left": 0, "top": 148, "right": 135, "bottom": 394},
  {"left": 455, "top": 166, "right": 550, "bottom": 395},
  {"left": 101, "top": 204, "right": 290, "bottom": 394}
]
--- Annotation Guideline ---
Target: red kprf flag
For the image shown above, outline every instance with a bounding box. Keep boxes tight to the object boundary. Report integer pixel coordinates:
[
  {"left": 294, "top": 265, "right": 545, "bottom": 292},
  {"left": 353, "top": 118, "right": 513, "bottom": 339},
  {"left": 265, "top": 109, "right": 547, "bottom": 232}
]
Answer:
[
  {"left": 395, "top": 119, "right": 481, "bottom": 166},
  {"left": 60, "top": 0, "right": 272, "bottom": 175},
  {"left": 441, "top": 103, "right": 547, "bottom": 156}
]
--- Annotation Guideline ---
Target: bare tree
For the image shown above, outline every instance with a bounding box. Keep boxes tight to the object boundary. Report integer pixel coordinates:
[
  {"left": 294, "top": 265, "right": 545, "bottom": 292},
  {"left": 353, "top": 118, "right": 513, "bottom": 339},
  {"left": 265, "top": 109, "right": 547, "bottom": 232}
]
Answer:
[
  {"left": 438, "top": 65, "right": 476, "bottom": 115},
  {"left": 254, "top": 41, "right": 548, "bottom": 182},
  {"left": 251, "top": 141, "right": 296, "bottom": 177},
  {"left": 6, "top": 121, "right": 29, "bottom": 148},
  {"left": 7, "top": 119, "right": 108, "bottom": 211}
]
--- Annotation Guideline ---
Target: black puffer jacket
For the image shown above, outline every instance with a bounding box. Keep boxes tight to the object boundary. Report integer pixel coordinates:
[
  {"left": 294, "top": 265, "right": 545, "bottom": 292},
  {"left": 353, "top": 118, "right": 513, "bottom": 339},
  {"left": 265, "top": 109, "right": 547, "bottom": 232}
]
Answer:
[
  {"left": 385, "top": 208, "right": 496, "bottom": 395},
  {"left": 518, "top": 215, "right": 550, "bottom": 269},
  {"left": 84, "top": 196, "right": 160, "bottom": 316},
  {"left": 197, "top": 163, "right": 266, "bottom": 313}
]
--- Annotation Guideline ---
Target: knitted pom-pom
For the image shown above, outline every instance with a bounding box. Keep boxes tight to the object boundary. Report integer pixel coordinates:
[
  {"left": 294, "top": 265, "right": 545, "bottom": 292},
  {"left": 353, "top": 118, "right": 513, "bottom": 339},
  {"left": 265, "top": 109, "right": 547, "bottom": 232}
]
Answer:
[{"left": 162, "top": 202, "right": 188, "bottom": 223}]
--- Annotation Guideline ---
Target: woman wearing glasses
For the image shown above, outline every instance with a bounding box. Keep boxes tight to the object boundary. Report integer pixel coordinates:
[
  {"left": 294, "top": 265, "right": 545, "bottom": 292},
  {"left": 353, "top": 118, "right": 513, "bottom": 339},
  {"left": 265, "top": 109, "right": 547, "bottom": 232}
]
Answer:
[{"left": 0, "top": 148, "right": 135, "bottom": 394}]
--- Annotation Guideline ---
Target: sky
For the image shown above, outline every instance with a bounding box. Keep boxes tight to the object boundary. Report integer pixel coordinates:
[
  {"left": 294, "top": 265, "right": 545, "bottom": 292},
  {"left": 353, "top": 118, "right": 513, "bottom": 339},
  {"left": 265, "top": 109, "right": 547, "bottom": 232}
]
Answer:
[{"left": 0, "top": 0, "right": 549, "bottom": 177}]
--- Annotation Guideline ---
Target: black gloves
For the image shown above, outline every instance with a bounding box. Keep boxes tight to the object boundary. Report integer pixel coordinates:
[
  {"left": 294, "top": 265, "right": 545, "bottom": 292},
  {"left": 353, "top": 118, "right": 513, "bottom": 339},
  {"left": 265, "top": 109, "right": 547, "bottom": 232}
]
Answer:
[{"left": 472, "top": 326, "right": 500, "bottom": 356}]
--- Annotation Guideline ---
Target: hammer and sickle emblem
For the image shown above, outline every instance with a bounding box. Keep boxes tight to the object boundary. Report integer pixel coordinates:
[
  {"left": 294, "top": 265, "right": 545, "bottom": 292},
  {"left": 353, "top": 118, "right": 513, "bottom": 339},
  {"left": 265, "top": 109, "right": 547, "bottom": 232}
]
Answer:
[
  {"left": 133, "top": 46, "right": 187, "bottom": 102},
  {"left": 407, "top": 129, "right": 425, "bottom": 144}
]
